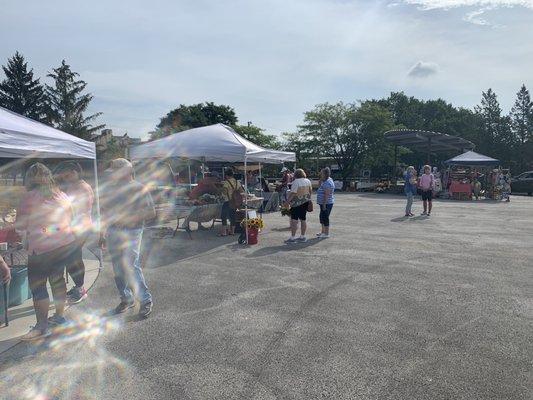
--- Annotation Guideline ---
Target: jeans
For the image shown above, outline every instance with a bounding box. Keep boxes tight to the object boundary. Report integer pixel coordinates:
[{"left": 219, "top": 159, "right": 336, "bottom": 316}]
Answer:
[
  {"left": 405, "top": 192, "right": 414, "bottom": 214},
  {"left": 67, "top": 234, "right": 88, "bottom": 288},
  {"left": 107, "top": 227, "right": 152, "bottom": 304},
  {"left": 319, "top": 204, "right": 333, "bottom": 226}
]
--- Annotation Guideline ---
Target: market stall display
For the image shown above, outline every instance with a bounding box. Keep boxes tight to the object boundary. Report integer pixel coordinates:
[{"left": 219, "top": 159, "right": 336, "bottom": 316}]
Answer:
[
  {"left": 443, "top": 151, "right": 501, "bottom": 200},
  {"left": 131, "top": 124, "right": 295, "bottom": 243}
]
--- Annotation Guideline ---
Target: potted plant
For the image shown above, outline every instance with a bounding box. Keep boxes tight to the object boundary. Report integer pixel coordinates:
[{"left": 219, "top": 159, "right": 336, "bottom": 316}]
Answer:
[{"left": 240, "top": 217, "right": 264, "bottom": 245}]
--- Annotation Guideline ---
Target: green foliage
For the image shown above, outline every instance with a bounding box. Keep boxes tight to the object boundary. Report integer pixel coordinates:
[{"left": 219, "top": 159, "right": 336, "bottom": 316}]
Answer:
[
  {"left": 298, "top": 101, "right": 394, "bottom": 184},
  {"left": 0, "top": 52, "right": 47, "bottom": 121},
  {"left": 510, "top": 85, "right": 533, "bottom": 145},
  {"left": 45, "top": 60, "right": 104, "bottom": 139},
  {"left": 232, "top": 124, "right": 281, "bottom": 149},
  {"left": 154, "top": 102, "right": 237, "bottom": 139}
]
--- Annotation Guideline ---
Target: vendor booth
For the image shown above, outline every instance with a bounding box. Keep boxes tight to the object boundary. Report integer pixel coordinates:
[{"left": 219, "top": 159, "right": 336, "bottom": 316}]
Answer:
[
  {"left": 0, "top": 106, "right": 99, "bottom": 326},
  {"left": 443, "top": 151, "right": 502, "bottom": 200},
  {"left": 130, "top": 124, "right": 295, "bottom": 240}
]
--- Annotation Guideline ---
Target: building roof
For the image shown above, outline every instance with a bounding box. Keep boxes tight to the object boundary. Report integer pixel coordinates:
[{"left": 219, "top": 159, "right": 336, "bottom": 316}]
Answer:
[{"left": 384, "top": 129, "right": 475, "bottom": 153}]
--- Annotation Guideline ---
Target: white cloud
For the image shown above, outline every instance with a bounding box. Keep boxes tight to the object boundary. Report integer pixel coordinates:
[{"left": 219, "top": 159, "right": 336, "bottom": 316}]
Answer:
[
  {"left": 408, "top": 61, "right": 440, "bottom": 78},
  {"left": 401, "top": 0, "right": 533, "bottom": 9}
]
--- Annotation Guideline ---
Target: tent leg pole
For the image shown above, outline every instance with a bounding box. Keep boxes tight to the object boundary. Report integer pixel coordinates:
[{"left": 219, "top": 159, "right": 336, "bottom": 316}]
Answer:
[
  {"left": 244, "top": 156, "right": 248, "bottom": 245},
  {"left": 259, "top": 162, "right": 263, "bottom": 217},
  {"left": 188, "top": 161, "right": 191, "bottom": 185},
  {"left": 93, "top": 159, "right": 103, "bottom": 269}
]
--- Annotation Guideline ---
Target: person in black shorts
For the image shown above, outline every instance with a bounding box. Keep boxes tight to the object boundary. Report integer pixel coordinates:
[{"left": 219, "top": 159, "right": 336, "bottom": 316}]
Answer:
[{"left": 285, "top": 169, "right": 312, "bottom": 243}]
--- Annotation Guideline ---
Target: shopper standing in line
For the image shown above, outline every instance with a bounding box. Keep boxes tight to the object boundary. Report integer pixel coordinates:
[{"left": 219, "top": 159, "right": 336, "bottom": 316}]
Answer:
[{"left": 316, "top": 167, "right": 335, "bottom": 238}]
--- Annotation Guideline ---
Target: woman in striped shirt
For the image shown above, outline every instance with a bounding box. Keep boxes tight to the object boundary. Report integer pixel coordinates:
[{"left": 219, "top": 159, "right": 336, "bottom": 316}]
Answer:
[{"left": 316, "top": 168, "right": 335, "bottom": 238}]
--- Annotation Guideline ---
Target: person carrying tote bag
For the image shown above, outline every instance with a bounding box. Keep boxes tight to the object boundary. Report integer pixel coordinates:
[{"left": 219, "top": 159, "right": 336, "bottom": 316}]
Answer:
[{"left": 284, "top": 169, "right": 312, "bottom": 243}]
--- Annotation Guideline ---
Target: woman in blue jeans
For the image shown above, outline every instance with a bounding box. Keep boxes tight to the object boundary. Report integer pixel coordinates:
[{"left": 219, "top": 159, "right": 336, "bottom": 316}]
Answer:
[
  {"left": 404, "top": 166, "right": 417, "bottom": 217},
  {"left": 316, "top": 167, "right": 335, "bottom": 238}
]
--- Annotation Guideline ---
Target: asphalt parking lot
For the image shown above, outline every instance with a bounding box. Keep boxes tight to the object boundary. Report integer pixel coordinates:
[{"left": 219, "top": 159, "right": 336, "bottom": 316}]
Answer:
[{"left": 1, "top": 193, "right": 532, "bottom": 400}]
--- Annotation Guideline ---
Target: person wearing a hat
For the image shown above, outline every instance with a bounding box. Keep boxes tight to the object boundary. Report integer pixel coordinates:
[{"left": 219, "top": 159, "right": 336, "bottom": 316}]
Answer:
[
  {"left": 54, "top": 161, "right": 94, "bottom": 304},
  {"left": 100, "top": 158, "right": 156, "bottom": 318}
]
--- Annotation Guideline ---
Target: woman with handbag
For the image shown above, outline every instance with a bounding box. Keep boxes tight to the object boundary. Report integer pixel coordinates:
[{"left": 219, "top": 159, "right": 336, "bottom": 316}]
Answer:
[{"left": 285, "top": 169, "right": 312, "bottom": 243}]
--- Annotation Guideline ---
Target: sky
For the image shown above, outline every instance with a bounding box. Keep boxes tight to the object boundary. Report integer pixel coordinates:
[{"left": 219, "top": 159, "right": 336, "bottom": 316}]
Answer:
[{"left": 1, "top": 0, "right": 532, "bottom": 139}]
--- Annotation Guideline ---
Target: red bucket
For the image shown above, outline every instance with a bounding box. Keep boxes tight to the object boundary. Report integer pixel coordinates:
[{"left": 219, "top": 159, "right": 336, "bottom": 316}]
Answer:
[{"left": 247, "top": 228, "right": 259, "bottom": 245}]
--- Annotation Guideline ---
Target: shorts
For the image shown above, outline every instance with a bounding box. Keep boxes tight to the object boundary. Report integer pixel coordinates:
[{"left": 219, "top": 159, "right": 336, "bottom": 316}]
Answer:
[
  {"left": 421, "top": 190, "right": 433, "bottom": 201},
  {"left": 28, "top": 243, "right": 76, "bottom": 301},
  {"left": 290, "top": 202, "right": 309, "bottom": 221}
]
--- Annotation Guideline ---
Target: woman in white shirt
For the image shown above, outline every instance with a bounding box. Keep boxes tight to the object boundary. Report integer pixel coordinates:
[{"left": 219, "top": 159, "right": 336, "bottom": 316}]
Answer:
[{"left": 285, "top": 169, "right": 312, "bottom": 243}]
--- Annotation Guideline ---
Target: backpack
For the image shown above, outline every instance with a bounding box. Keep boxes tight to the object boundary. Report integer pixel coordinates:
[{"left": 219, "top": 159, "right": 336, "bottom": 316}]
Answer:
[{"left": 228, "top": 179, "right": 243, "bottom": 209}]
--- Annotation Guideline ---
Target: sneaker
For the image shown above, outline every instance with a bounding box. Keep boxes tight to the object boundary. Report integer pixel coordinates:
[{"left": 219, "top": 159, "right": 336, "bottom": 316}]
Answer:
[
  {"left": 427, "top": 212, "right": 431, "bottom": 217},
  {"left": 138, "top": 301, "right": 153, "bottom": 318},
  {"left": 20, "top": 326, "right": 52, "bottom": 341},
  {"left": 297, "top": 236, "right": 307, "bottom": 243},
  {"left": 285, "top": 237, "right": 297, "bottom": 244},
  {"left": 48, "top": 314, "right": 68, "bottom": 327},
  {"left": 421, "top": 211, "right": 427, "bottom": 216},
  {"left": 67, "top": 287, "right": 88, "bottom": 305},
  {"left": 409, "top": 213, "right": 414, "bottom": 217},
  {"left": 112, "top": 300, "right": 135, "bottom": 315},
  {"left": 318, "top": 233, "right": 330, "bottom": 239},
  {"left": 316, "top": 232, "right": 323, "bottom": 237}
]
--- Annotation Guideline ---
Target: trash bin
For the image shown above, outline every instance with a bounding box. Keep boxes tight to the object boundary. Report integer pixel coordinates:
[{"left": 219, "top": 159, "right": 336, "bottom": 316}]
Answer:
[{"left": 8, "top": 266, "right": 30, "bottom": 307}]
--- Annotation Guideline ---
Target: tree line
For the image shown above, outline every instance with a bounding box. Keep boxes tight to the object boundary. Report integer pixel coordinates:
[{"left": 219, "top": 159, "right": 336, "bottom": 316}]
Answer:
[
  {"left": 0, "top": 52, "right": 103, "bottom": 140},
  {"left": 2, "top": 52, "right": 531, "bottom": 180}
]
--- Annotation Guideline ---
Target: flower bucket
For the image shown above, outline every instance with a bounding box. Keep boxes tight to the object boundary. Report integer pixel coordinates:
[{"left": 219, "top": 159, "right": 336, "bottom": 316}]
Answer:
[{"left": 247, "top": 228, "right": 259, "bottom": 245}]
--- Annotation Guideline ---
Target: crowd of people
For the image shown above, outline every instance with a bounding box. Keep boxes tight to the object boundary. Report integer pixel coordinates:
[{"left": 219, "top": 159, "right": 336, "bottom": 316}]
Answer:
[
  {"left": 2, "top": 158, "right": 156, "bottom": 341},
  {"left": 0, "top": 158, "right": 340, "bottom": 341}
]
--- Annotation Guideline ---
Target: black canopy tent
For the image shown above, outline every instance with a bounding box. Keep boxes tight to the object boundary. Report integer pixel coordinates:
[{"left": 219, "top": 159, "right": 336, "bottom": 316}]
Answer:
[
  {"left": 444, "top": 151, "right": 500, "bottom": 166},
  {"left": 384, "top": 129, "right": 475, "bottom": 165}
]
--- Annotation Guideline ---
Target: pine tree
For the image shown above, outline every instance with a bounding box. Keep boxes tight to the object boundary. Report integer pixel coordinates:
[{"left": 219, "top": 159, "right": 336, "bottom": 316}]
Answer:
[
  {"left": 0, "top": 52, "right": 47, "bottom": 121},
  {"left": 46, "top": 60, "right": 104, "bottom": 139},
  {"left": 474, "top": 88, "right": 502, "bottom": 149},
  {"left": 510, "top": 84, "right": 533, "bottom": 145}
]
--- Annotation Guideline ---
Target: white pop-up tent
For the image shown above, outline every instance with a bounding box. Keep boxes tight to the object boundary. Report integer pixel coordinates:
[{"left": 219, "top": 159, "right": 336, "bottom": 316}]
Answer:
[
  {"left": 131, "top": 123, "right": 296, "bottom": 243},
  {"left": 0, "top": 106, "right": 96, "bottom": 159},
  {"left": 0, "top": 107, "right": 102, "bottom": 259},
  {"left": 130, "top": 123, "right": 295, "bottom": 163}
]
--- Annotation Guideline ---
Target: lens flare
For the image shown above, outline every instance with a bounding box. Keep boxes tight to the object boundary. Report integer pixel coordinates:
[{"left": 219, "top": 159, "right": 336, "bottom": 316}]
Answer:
[{"left": 0, "top": 311, "right": 130, "bottom": 400}]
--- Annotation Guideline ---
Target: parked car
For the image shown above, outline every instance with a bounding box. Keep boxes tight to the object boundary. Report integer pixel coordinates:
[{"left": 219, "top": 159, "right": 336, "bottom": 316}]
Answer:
[{"left": 511, "top": 171, "right": 533, "bottom": 195}]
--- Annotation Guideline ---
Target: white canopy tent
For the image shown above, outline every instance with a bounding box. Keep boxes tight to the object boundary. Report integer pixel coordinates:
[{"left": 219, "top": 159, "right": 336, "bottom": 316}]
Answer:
[
  {"left": 0, "top": 107, "right": 102, "bottom": 260},
  {"left": 130, "top": 123, "right": 295, "bottom": 164},
  {"left": 131, "top": 124, "right": 296, "bottom": 243},
  {"left": 0, "top": 106, "right": 96, "bottom": 159}
]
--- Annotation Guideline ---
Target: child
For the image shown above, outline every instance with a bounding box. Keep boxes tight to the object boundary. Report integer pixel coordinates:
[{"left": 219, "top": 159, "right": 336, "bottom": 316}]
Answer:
[{"left": 418, "top": 165, "right": 435, "bottom": 216}]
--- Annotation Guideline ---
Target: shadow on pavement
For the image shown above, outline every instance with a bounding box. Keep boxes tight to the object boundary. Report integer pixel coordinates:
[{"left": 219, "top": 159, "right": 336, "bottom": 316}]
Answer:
[
  {"left": 140, "top": 227, "right": 237, "bottom": 269},
  {"left": 246, "top": 238, "right": 321, "bottom": 258}
]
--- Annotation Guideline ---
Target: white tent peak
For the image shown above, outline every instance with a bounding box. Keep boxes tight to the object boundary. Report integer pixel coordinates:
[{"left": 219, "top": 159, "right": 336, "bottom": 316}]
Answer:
[
  {"left": 130, "top": 123, "right": 295, "bottom": 163},
  {"left": 0, "top": 106, "right": 96, "bottom": 159}
]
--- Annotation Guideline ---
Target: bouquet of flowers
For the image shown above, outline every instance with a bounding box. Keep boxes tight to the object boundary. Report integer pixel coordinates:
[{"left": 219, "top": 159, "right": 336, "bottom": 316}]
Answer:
[
  {"left": 280, "top": 206, "right": 291, "bottom": 217},
  {"left": 241, "top": 217, "right": 265, "bottom": 230}
]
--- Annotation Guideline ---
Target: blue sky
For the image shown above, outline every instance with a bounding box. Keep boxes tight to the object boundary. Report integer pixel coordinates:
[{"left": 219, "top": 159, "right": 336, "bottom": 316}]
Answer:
[{"left": 1, "top": 0, "right": 532, "bottom": 139}]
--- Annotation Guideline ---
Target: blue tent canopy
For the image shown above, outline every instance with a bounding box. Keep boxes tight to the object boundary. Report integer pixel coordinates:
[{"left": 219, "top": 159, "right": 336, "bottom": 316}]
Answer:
[{"left": 444, "top": 151, "right": 499, "bottom": 166}]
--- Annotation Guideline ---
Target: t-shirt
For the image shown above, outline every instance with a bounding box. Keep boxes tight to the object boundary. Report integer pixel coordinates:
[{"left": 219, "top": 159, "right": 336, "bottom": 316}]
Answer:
[
  {"left": 17, "top": 189, "right": 76, "bottom": 255},
  {"left": 317, "top": 178, "right": 335, "bottom": 204},
  {"left": 101, "top": 180, "right": 155, "bottom": 229},
  {"left": 404, "top": 172, "right": 417, "bottom": 194},
  {"left": 289, "top": 178, "right": 312, "bottom": 207},
  {"left": 222, "top": 177, "right": 240, "bottom": 202},
  {"left": 64, "top": 180, "right": 94, "bottom": 237},
  {"left": 419, "top": 173, "right": 435, "bottom": 191}
]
